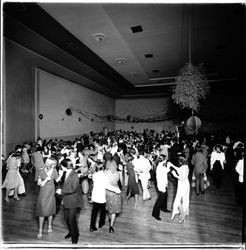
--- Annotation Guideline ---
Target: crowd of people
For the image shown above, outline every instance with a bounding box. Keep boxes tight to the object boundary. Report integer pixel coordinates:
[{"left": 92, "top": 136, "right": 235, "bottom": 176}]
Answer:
[{"left": 1, "top": 128, "right": 244, "bottom": 244}]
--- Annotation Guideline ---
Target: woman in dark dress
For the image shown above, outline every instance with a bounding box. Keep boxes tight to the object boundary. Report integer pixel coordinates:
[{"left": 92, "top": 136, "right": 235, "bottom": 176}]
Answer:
[
  {"left": 125, "top": 153, "right": 139, "bottom": 207},
  {"left": 36, "top": 158, "right": 63, "bottom": 239}
]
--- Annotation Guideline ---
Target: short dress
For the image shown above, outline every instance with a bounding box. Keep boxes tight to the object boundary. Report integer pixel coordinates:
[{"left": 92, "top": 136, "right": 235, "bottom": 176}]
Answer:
[
  {"left": 105, "top": 170, "right": 122, "bottom": 214},
  {"left": 36, "top": 168, "right": 58, "bottom": 217},
  {"left": 126, "top": 163, "right": 139, "bottom": 196},
  {"left": 2, "top": 157, "right": 23, "bottom": 190}
]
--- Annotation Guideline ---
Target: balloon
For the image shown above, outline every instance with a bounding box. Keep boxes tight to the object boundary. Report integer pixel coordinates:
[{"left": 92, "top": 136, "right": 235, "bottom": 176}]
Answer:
[{"left": 186, "top": 116, "right": 202, "bottom": 131}]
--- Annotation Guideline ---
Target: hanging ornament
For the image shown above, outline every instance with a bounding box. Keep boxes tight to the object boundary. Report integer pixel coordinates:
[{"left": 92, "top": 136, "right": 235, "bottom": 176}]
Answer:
[{"left": 186, "top": 115, "right": 202, "bottom": 132}]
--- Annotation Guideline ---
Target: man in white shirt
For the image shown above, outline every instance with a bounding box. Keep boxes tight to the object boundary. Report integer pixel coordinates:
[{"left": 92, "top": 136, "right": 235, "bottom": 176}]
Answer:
[
  {"left": 90, "top": 164, "right": 121, "bottom": 232},
  {"left": 210, "top": 145, "right": 226, "bottom": 188},
  {"left": 235, "top": 154, "right": 244, "bottom": 206},
  {"left": 132, "top": 150, "right": 152, "bottom": 203},
  {"left": 152, "top": 155, "right": 172, "bottom": 220}
]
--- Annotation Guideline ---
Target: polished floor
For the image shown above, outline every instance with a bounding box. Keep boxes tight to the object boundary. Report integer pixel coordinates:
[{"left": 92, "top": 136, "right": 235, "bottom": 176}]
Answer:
[{"left": 1, "top": 168, "right": 243, "bottom": 246}]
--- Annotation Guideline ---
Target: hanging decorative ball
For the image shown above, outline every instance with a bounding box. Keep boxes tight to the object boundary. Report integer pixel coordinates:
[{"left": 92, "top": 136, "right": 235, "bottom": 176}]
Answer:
[
  {"left": 39, "top": 114, "right": 43, "bottom": 120},
  {"left": 78, "top": 117, "right": 81, "bottom": 122},
  {"left": 186, "top": 116, "right": 202, "bottom": 131}
]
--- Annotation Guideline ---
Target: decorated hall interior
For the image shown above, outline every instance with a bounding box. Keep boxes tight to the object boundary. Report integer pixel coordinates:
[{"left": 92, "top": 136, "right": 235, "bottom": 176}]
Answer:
[{"left": 1, "top": 1, "right": 245, "bottom": 249}]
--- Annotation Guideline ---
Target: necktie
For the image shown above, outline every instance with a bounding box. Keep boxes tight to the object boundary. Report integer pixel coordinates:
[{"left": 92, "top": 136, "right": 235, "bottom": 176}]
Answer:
[{"left": 61, "top": 171, "right": 67, "bottom": 184}]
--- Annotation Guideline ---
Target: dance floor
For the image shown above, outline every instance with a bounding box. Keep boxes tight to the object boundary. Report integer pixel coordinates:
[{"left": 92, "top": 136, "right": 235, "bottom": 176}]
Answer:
[{"left": 1, "top": 169, "right": 243, "bottom": 247}]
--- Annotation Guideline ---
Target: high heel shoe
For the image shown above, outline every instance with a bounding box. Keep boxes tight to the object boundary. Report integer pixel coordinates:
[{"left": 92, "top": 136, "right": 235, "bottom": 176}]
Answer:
[
  {"left": 109, "top": 226, "right": 114, "bottom": 233},
  {"left": 48, "top": 226, "right": 52, "bottom": 233},
  {"left": 5, "top": 197, "right": 10, "bottom": 203},
  {"left": 37, "top": 230, "right": 42, "bottom": 239}
]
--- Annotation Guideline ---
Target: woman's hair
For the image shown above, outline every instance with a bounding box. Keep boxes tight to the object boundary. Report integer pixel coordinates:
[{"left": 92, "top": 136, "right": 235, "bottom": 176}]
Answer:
[
  {"left": 60, "top": 158, "right": 73, "bottom": 169},
  {"left": 45, "top": 157, "right": 57, "bottom": 169},
  {"left": 178, "top": 155, "right": 187, "bottom": 166},
  {"left": 105, "top": 160, "right": 117, "bottom": 173},
  {"left": 15, "top": 145, "right": 22, "bottom": 152},
  {"left": 36, "top": 146, "right": 42, "bottom": 152},
  {"left": 12, "top": 152, "right": 22, "bottom": 158},
  {"left": 125, "top": 153, "right": 134, "bottom": 162}
]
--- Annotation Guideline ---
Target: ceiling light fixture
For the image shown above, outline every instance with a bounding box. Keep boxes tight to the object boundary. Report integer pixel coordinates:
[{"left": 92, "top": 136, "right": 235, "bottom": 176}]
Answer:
[
  {"left": 128, "top": 72, "right": 138, "bottom": 77},
  {"left": 92, "top": 33, "right": 107, "bottom": 42},
  {"left": 116, "top": 58, "right": 127, "bottom": 64}
]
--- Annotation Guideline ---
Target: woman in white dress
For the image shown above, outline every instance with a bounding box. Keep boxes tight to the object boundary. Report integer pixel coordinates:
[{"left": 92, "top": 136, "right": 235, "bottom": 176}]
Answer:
[
  {"left": 171, "top": 156, "right": 190, "bottom": 223},
  {"left": 2, "top": 152, "right": 25, "bottom": 202}
]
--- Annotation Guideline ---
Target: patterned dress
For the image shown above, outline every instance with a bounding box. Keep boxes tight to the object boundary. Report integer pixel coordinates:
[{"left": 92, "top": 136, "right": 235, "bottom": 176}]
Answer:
[{"left": 105, "top": 170, "right": 122, "bottom": 214}]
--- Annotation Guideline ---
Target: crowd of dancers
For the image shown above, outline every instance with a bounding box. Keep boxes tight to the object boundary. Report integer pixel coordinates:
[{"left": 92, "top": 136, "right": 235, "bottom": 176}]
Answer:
[{"left": 2, "top": 129, "right": 244, "bottom": 244}]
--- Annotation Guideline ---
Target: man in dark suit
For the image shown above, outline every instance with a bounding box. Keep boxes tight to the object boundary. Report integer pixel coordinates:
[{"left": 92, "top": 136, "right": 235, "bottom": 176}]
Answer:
[{"left": 58, "top": 158, "right": 82, "bottom": 244}]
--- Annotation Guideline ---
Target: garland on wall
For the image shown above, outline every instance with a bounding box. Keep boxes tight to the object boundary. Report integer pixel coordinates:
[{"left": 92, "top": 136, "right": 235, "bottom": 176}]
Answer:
[{"left": 66, "top": 106, "right": 178, "bottom": 123}]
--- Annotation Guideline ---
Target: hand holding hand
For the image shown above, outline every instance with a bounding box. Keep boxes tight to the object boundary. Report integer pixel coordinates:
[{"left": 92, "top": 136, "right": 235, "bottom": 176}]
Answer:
[
  {"left": 58, "top": 169, "right": 64, "bottom": 177},
  {"left": 56, "top": 189, "right": 61, "bottom": 195}
]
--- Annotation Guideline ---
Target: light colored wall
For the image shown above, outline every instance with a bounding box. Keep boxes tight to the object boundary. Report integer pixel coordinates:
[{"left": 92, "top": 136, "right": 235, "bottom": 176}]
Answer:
[
  {"left": 37, "top": 69, "right": 114, "bottom": 139},
  {"left": 115, "top": 97, "right": 177, "bottom": 133},
  {"left": 3, "top": 38, "right": 115, "bottom": 155}
]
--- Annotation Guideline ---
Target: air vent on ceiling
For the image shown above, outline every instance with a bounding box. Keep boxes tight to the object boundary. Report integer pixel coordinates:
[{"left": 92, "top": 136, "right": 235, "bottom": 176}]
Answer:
[
  {"left": 130, "top": 25, "right": 143, "bottom": 33},
  {"left": 145, "top": 54, "right": 153, "bottom": 58},
  {"left": 152, "top": 70, "right": 159, "bottom": 73},
  {"left": 68, "top": 42, "right": 79, "bottom": 49},
  {"left": 92, "top": 33, "right": 107, "bottom": 42},
  {"left": 116, "top": 58, "right": 127, "bottom": 64}
]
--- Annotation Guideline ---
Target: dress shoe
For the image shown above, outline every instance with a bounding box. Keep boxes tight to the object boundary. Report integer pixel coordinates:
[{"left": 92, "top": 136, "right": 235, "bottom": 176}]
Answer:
[
  {"left": 153, "top": 215, "right": 161, "bottom": 221},
  {"left": 201, "top": 190, "right": 205, "bottom": 194},
  {"left": 90, "top": 227, "right": 97, "bottom": 232},
  {"left": 162, "top": 209, "right": 171, "bottom": 213},
  {"left": 72, "top": 238, "right": 78, "bottom": 244},
  {"left": 65, "top": 233, "right": 71, "bottom": 239},
  {"left": 99, "top": 224, "right": 105, "bottom": 228},
  {"left": 109, "top": 226, "right": 114, "bottom": 233}
]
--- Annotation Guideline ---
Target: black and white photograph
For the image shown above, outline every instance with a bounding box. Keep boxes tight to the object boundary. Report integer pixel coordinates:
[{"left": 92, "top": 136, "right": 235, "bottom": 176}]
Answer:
[{"left": 1, "top": 0, "right": 245, "bottom": 249}]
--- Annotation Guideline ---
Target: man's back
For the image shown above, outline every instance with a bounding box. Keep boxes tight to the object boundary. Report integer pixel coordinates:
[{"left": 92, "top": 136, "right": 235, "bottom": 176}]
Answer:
[{"left": 191, "top": 151, "right": 207, "bottom": 174}]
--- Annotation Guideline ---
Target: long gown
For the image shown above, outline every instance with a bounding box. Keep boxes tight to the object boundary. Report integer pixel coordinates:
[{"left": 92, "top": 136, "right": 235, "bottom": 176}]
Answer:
[
  {"left": 171, "top": 164, "right": 190, "bottom": 218},
  {"left": 36, "top": 168, "right": 58, "bottom": 217},
  {"left": 126, "top": 163, "right": 139, "bottom": 196}
]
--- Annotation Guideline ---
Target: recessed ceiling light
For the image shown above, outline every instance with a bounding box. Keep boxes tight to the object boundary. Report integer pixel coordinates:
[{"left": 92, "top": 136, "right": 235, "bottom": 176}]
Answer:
[
  {"left": 145, "top": 54, "right": 153, "bottom": 58},
  {"left": 116, "top": 58, "right": 127, "bottom": 64},
  {"left": 128, "top": 72, "right": 138, "bottom": 77},
  {"left": 92, "top": 33, "right": 107, "bottom": 42},
  {"left": 130, "top": 25, "right": 143, "bottom": 33}
]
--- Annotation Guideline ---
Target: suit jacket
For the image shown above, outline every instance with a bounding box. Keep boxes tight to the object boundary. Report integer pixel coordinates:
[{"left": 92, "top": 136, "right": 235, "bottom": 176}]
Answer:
[
  {"left": 62, "top": 170, "right": 82, "bottom": 209},
  {"left": 104, "top": 152, "right": 112, "bottom": 164},
  {"left": 191, "top": 152, "right": 208, "bottom": 175},
  {"left": 113, "top": 153, "right": 122, "bottom": 167}
]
